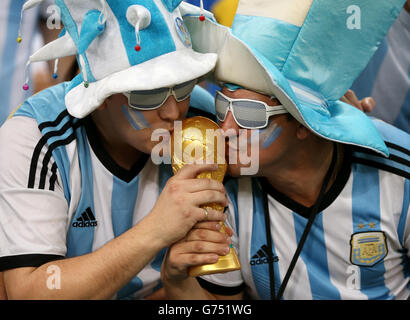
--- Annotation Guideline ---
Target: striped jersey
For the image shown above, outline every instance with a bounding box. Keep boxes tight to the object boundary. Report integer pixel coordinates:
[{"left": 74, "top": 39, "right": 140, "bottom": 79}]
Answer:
[
  {"left": 201, "top": 120, "right": 410, "bottom": 300},
  {"left": 351, "top": 8, "right": 410, "bottom": 133},
  {"left": 0, "top": 82, "right": 177, "bottom": 299}
]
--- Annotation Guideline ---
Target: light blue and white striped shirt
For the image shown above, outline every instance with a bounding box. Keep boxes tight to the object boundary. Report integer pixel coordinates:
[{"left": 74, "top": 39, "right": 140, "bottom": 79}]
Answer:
[
  {"left": 0, "top": 83, "right": 173, "bottom": 299},
  {"left": 202, "top": 121, "right": 409, "bottom": 300},
  {"left": 0, "top": 81, "right": 216, "bottom": 299}
]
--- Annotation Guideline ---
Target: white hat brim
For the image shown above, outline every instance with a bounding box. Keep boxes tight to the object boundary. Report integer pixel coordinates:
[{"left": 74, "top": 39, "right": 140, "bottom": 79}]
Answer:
[{"left": 65, "top": 48, "right": 217, "bottom": 119}]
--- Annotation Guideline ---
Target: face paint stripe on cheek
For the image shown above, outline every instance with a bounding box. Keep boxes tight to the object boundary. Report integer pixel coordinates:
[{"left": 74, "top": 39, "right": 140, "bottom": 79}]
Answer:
[
  {"left": 121, "top": 105, "right": 151, "bottom": 130},
  {"left": 259, "top": 123, "right": 282, "bottom": 149}
]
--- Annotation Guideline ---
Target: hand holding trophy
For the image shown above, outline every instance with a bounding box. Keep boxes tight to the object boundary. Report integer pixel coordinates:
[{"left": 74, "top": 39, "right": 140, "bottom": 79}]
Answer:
[{"left": 171, "top": 116, "right": 241, "bottom": 277}]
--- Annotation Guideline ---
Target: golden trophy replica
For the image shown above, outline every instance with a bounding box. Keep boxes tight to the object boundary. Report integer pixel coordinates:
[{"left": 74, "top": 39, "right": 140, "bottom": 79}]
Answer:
[{"left": 171, "top": 116, "right": 241, "bottom": 277}]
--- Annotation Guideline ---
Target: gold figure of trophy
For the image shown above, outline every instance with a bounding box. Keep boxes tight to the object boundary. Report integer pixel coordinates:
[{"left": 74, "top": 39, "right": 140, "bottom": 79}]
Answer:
[{"left": 171, "top": 116, "right": 241, "bottom": 277}]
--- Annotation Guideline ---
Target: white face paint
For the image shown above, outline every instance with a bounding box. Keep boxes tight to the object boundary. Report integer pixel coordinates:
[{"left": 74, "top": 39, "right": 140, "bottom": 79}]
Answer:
[
  {"left": 259, "top": 121, "right": 282, "bottom": 149},
  {"left": 121, "top": 105, "right": 151, "bottom": 130}
]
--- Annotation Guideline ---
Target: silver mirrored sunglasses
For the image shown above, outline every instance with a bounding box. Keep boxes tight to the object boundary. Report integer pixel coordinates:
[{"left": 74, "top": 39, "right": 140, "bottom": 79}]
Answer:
[
  {"left": 123, "top": 79, "right": 197, "bottom": 111},
  {"left": 215, "top": 90, "right": 288, "bottom": 129}
]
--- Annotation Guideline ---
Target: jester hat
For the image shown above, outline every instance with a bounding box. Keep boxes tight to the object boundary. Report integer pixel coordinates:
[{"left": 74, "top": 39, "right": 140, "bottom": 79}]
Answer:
[{"left": 19, "top": 0, "right": 217, "bottom": 118}]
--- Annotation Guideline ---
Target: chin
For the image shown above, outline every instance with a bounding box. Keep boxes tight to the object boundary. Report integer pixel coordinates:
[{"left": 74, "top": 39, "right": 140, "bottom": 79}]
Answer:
[
  {"left": 130, "top": 140, "right": 154, "bottom": 157},
  {"left": 226, "top": 148, "right": 262, "bottom": 177}
]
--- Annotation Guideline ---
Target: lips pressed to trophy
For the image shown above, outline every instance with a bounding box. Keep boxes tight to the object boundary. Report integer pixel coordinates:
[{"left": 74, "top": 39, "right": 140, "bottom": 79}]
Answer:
[{"left": 171, "top": 116, "right": 241, "bottom": 276}]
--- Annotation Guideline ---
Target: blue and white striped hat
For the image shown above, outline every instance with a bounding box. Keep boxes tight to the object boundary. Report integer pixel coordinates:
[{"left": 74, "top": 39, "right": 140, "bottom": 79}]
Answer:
[
  {"left": 184, "top": 0, "right": 407, "bottom": 157},
  {"left": 19, "top": 0, "right": 217, "bottom": 118}
]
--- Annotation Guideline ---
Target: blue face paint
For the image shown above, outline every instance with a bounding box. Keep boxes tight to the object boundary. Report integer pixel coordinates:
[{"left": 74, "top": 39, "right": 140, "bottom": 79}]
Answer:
[
  {"left": 259, "top": 122, "right": 282, "bottom": 149},
  {"left": 224, "top": 83, "right": 244, "bottom": 91},
  {"left": 121, "top": 105, "right": 151, "bottom": 130}
]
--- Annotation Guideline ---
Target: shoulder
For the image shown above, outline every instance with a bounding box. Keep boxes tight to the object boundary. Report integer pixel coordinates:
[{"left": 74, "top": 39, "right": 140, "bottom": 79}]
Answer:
[
  {"left": 0, "top": 84, "right": 82, "bottom": 192},
  {"left": 350, "top": 119, "right": 409, "bottom": 179},
  {"left": 12, "top": 82, "right": 83, "bottom": 156},
  {"left": 373, "top": 119, "right": 409, "bottom": 151},
  {"left": 0, "top": 115, "right": 42, "bottom": 155},
  {"left": 0, "top": 116, "right": 43, "bottom": 188},
  {"left": 13, "top": 82, "right": 69, "bottom": 125}
]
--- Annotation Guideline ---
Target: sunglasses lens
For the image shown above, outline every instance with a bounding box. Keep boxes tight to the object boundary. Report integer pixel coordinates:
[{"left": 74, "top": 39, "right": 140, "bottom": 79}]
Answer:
[
  {"left": 127, "top": 80, "right": 197, "bottom": 110},
  {"left": 232, "top": 100, "right": 267, "bottom": 128},
  {"left": 173, "top": 80, "right": 196, "bottom": 102},
  {"left": 128, "top": 87, "right": 170, "bottom": 110},
  {"left": 215, "top": 92, "right": 230, "bottom": 121}
]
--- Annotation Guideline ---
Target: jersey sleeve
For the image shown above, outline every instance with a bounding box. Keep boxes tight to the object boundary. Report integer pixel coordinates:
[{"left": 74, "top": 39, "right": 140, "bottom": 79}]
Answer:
[
  {"left": 0, "top": 116, "right": 68, "bottom": 271},
  {"left": 198, "top": 181, "right": 245, "bottom": 296}
]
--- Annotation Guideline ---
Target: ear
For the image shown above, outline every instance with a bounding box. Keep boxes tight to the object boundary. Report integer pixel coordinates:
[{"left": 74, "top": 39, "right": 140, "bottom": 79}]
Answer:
[{"left": 296, "top": 124, "right": 310, "bottom": 140}]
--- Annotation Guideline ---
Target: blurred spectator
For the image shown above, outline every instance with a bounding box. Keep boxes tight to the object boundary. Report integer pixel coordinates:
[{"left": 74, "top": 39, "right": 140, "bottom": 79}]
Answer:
[
  {"left": 0, "top": 0, "right": 75, "bottom": 126},
  {"left": 351, "top": 1, "right": 410, "bottom": 133}
]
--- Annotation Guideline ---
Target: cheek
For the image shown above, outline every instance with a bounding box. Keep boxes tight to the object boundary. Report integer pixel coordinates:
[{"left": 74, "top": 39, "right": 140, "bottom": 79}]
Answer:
[
  {"left": 236, "top": 123, "right": 282, "bottom": 157},
  {"left": 258, "top": 122, "right": 282, "bottom": 149},
  {"left": 226, "top": 124, "right": 283, "bottom": 173},
  {"left": 127, "top": 129, "right": 158, "bottom": 154},
  {"left": 118, "top": 108, "right": 155, "bottom": 152},
  {"left": 256, "top": 147, "right": 276, "bottom": 168},
  {"left": 121, "top": 105, "right": 151, "bottom": 130},
  {"left": 174, "top": 99, "right": 190, "bottom": 121}
]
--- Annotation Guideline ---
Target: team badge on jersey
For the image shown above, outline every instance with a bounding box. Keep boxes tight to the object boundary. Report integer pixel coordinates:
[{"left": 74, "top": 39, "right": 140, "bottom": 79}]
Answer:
[
  {"left": 350, "top": 231, "right": 388, "bottom": 267},
  {"left": 175, "top": 17, "right": 192, "bottom": 48}
]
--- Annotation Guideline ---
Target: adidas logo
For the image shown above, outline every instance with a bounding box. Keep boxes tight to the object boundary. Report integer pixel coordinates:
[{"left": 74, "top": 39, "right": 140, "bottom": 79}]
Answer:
[
  {"left": 72, "top": 207, "right": 98, "bottom": 228},
  {"left": 250, "top": 244, "right": 279, "bottom": 266}
]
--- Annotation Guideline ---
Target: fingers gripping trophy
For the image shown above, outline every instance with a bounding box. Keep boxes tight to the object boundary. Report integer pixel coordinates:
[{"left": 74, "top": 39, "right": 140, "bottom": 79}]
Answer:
[{"left": 171, "top": 116, "right": 241, "bottom": 277}]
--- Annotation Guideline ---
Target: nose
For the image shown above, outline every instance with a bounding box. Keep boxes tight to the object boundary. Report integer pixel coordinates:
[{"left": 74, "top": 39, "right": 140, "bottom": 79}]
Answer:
[
  {"left": 159, "top": 95, "right": 180, "bottom": 122},
  {"left": 220, "top": 111, "right": 240, "bottom": 137}
]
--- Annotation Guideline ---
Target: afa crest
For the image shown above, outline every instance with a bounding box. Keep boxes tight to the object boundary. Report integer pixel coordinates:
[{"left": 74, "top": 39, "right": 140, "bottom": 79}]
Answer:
[
  {"left": 175, "top": 17, "right": 192, "bottom": 48},
  {"left": 350, "top": 231, "right": 388, "bottom": 267}
]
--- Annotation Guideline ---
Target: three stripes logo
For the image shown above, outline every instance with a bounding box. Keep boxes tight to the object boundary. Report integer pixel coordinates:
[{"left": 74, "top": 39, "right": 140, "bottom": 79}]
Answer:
[
  {"left": 28, "top": 110, "right": 80, "bottom": 191},
  {"left": 250, "top": 245, "right": 279, "bottom": 266},
  {"left": 72, "top": 207, "right": 98, "bottom": 228}
]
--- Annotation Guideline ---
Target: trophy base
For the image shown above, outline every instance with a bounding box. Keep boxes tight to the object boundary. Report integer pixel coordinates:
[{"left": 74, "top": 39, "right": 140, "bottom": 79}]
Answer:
[{"left": 188, "top": 248, "right": 241, "bottom": 277}]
